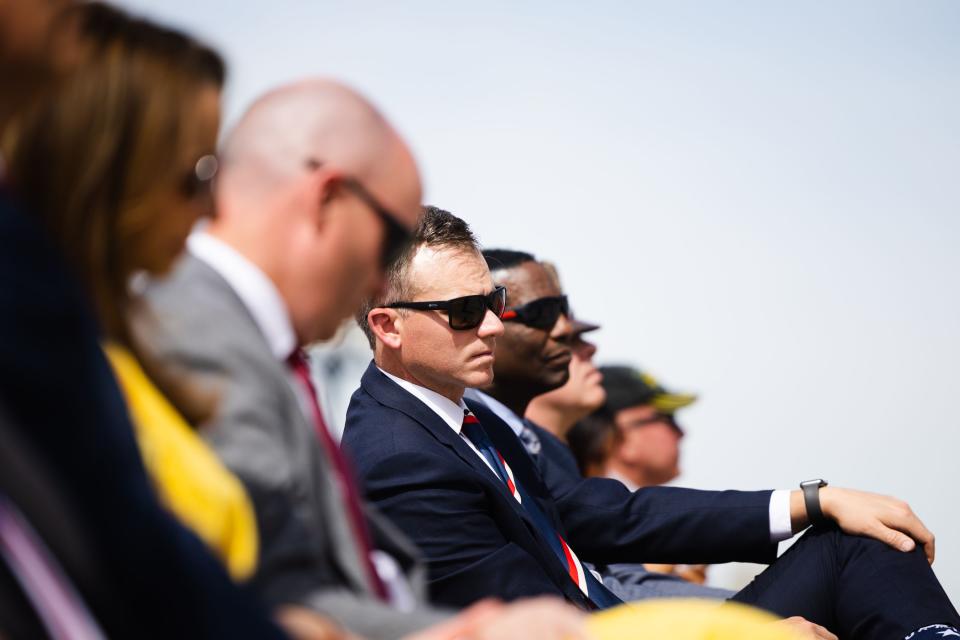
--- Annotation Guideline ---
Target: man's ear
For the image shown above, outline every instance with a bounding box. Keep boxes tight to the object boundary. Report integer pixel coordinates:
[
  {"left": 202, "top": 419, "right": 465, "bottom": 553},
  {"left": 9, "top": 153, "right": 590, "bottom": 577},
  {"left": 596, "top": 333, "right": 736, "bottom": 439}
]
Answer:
[
  {"left": 310, "top": 170, "right": 343, "bottom": 230},
  {"left": 368, "top": 307, "right": 403, "bottom": 349}
]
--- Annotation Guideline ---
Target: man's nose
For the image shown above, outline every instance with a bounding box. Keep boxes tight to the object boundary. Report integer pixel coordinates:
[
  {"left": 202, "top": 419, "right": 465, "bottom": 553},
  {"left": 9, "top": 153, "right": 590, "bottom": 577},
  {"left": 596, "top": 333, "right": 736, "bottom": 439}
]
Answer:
[
  {"left": 576, "top": 338, "right": 597, "bottom": 360},
  {"left": 478, "top": 309, "right": 505, "bottom": 337},
  {"left": 550, "top": 311, "right": 574, "bottom": 339}
]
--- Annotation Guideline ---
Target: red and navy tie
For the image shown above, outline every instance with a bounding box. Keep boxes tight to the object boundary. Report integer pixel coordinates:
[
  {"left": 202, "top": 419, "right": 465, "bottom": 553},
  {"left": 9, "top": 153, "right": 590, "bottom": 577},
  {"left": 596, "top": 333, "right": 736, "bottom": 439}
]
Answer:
[{"left": 461, "top": 410, "right": 621, "bottom": 608}]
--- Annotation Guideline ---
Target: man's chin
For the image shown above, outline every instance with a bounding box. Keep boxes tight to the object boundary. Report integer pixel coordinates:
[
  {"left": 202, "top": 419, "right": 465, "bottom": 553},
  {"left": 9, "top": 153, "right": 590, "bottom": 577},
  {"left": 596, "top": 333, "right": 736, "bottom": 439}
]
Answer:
[{"left": 463, "top": 368, "right": 495, "bottom": 389}]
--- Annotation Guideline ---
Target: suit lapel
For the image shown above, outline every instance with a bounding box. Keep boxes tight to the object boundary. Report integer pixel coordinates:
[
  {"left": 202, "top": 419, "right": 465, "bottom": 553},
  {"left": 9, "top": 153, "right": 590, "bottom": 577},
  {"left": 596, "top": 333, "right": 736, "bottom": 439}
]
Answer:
[
  {"left": 360, "top": 365, "right": 534, "bottom": 518},
  {"left": 360, "top": 364, "right": 591, "bottom": 606},
  {"left": 171, "top": 257, "right": 376, "bottom": 596}
]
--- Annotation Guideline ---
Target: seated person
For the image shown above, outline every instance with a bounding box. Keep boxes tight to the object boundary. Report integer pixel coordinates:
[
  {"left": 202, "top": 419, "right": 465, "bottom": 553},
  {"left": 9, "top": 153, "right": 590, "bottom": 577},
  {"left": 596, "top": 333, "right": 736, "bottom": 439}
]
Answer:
[
  {"left": 568, "top": 365, "right": 709, "bottom": 584},
  {"left": 345, "top": 206, "right": 959, "bottom": 640},
  {"left": 465, "top": 254, "right": 733, "bottom": 601},
  {"left": 474, "top": 254, "right": 729, "bottom": 600},
  {"left": 4, "top": 0, "right": 257, "bottom": 582},
  {"left": 523, "top": 261, "right": 605, "bottom": 444},
  {"left": 0, "top": 1, "right": 281, "bottom": 637},
  {"left": 140, "top": 80, "right": 592, "bottom": 640}
]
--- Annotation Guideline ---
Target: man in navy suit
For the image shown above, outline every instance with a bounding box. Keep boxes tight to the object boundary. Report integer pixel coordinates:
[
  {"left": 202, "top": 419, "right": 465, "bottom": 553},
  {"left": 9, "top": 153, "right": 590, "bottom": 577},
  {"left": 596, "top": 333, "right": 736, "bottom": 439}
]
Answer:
[{"left": 344, "top": 206, "right": 959, "bottom": 640}]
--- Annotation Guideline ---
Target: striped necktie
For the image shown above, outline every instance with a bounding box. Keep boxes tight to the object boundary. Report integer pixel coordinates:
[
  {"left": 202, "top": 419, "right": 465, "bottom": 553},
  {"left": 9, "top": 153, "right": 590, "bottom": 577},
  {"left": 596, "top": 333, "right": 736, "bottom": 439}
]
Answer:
[{"left": 461, "top": 410, "right": 622, "bottom": 609}]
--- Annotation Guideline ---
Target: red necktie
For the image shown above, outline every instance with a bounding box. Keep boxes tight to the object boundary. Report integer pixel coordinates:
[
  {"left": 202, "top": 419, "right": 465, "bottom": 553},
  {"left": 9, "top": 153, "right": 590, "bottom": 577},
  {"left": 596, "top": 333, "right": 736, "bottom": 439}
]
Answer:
[
  {"left": 287, "top": 350, "right": 388, "bottom": 601},
  {"left": 461, "top": 411, "right": 593, "bottom": 600}
]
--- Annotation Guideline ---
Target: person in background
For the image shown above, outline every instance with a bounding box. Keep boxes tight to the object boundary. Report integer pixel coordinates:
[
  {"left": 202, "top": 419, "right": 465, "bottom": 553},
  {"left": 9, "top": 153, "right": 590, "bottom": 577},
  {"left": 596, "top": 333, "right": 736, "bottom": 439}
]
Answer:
[
  {"left": 523, "top": 262, "right": 606, "bottom": 443},
  {"left": 3, "top": 0, "right": 258, "bottom": 583},
  {"left": 579, "top": 366, "right": 694, "bottom": 491},
  {"left": 0, "top": 0, "right": 282, "bottom": 637},
  {"left": 568, "top": 365, "right": 710, "bottom": 585},
  {"left": 476, "top": 252, "right": 732, "bottom": 600}
]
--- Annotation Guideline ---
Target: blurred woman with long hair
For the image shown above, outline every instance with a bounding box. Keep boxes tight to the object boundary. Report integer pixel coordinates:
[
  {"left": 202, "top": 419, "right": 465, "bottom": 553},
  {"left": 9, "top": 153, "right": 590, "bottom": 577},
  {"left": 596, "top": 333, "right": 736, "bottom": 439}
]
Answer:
[{"left": 3, "top": 2, "right": 257, "bottom": 582}]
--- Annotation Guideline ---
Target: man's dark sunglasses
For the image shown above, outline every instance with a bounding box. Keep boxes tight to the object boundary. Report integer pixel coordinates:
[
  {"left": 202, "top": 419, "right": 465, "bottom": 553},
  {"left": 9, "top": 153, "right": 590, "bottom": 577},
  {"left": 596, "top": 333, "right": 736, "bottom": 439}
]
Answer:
[
  {"left": 501, "top": 294, "right": 569, "bottom": 330},
  {"left": 306, "top": 159, "right": 413, "bottom": 269},
  {"left": 622, "top": 412, "right": 683, "bottom": 434},
  {"left": 388, "top": 286, "right": 507, "bottom": 330}
]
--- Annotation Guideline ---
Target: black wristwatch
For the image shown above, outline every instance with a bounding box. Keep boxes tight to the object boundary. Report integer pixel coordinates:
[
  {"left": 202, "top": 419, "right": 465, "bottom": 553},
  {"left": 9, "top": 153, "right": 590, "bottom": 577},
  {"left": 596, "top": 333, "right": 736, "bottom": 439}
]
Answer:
[{"left": 800, "top": 478, "right": 829, "bottom": 528}]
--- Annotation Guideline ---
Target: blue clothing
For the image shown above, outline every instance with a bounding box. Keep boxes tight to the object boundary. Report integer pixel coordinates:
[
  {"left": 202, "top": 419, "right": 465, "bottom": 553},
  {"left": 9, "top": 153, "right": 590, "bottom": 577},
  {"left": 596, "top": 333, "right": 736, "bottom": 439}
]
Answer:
[
  {"left": 514, "top": 417, "right": 734, "bottom": 601},
  {"left": 0, "top": 189, "right": 283, "bottom": 638},
  {"left": 473, "top": 393, "right": 959, "bottom": 637},
  {"left": 460, "top": 413, "right": 622, "bottom": 609},
  {"left": 343, "top": 363, "right": 776, "bottom": 609}
]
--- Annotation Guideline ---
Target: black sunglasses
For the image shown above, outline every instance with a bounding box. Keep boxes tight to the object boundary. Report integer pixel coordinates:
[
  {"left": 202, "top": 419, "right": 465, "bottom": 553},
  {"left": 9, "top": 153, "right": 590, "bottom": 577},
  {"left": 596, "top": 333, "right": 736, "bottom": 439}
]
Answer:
[
  {"left": 622, "top": 413, "right": 683, "bottom": 434},
  {"left": 306, "top": 159, "right": 413, "bottom": 269},
  {"left": 501, "top": 294, "right": 569, "bottom": 330},
  {"left": 388, "top": 286, "right": 507, "bottom": 330}
]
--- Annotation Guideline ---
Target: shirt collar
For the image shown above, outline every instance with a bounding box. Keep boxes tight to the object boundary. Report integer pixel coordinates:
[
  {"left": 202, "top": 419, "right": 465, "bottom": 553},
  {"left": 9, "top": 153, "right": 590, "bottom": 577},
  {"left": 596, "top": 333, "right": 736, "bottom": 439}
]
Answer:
[
  {"left": 377, "top": 368, "right": 468, "bottom": 434},
  {"left": 187, "top": 230, "right": 297, "bottom": 361},
  {"left": 464, "top": 389, "right": 525, "bottom": 437}
]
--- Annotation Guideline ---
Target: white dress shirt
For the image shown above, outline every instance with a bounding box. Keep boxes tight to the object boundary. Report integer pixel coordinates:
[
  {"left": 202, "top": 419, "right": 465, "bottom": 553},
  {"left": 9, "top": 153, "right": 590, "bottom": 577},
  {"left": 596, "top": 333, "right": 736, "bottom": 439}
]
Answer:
[
  {"left": 464, "top": 388, "right": 525, "bottom": 436},
  {"left": 465, "top": 389, "right": 794, "bottom": 544},
  {"left": 188, "top": 231, "right": 414, "bottom": 605},
  {"left": 187, "top": 231, "right": 296, "bottom": 361},
  {"left": 377, "top": 370, "right": 503, "bottom": 479}
]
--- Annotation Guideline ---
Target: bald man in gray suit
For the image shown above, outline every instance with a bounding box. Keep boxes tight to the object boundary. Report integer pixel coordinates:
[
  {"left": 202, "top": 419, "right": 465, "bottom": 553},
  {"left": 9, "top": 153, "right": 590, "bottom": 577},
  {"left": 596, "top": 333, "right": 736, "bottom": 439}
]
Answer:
[{"left": 140, "top": 79, "right": 587, "bottom": 640}]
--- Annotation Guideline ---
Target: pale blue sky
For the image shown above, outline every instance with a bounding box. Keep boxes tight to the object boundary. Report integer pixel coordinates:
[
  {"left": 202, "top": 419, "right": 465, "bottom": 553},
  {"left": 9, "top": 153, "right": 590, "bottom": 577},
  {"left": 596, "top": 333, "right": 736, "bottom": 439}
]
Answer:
[{"left": 119, "top": 0, "right": 960, "bottom": 595}]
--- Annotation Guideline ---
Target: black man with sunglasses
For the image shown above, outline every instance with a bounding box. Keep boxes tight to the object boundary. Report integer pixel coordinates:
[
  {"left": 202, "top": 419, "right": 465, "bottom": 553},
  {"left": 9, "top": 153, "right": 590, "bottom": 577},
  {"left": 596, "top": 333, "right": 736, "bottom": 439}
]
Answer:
[{"left": 461, "top": 250, "right": 958, "bottom": 637}]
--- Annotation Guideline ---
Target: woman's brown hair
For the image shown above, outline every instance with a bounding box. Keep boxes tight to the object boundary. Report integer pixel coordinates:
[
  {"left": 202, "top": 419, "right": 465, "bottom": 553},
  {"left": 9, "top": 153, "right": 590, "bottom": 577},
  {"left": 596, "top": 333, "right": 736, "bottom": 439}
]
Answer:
[{"left": 3, "top": 2, "right": 225, "bottom": 425}]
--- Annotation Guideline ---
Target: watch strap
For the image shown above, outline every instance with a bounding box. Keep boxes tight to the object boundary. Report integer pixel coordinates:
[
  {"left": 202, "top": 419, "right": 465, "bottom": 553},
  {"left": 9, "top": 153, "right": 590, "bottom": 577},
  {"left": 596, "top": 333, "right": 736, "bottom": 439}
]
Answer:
[{"left": 801, "top": 479, "right": 829, "bottom": 528}]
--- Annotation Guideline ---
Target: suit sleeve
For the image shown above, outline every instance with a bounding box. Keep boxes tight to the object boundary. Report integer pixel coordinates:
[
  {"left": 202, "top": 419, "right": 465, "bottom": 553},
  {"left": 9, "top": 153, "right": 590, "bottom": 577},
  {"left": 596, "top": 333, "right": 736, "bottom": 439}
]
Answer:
[
  {"left": 352, "top": 444, "right": 571, "bottom": 607},
  {"left": 143, "top": 310, "right": 455, "bottom": 637},
  {"left": 533, "top": 425, "right": 779, "bottom": 565},
  {"left": 213, "top": 385, "right": 453, "bottom": 639}
]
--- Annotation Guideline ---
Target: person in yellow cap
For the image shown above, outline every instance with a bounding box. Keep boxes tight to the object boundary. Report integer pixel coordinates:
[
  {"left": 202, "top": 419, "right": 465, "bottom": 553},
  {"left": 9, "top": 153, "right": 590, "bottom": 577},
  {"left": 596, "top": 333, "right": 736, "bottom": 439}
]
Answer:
[
  {"left": 585, "top": 365, "right": 696, "bottom": 491},
  {"left": 568, "top": 366, "right": 715, "bottom": 585}
]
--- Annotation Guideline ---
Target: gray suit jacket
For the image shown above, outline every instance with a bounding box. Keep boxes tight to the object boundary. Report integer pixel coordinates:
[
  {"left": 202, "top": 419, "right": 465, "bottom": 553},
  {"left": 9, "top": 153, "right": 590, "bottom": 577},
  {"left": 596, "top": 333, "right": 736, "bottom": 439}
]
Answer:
[{"left": 140, "top": 254, "right": 450, "bottom": 639}]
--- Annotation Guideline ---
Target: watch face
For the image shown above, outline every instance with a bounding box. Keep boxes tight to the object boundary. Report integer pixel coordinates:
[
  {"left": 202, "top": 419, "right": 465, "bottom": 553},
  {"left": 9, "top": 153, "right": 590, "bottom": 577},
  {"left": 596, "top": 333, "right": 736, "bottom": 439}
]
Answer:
[{"left": 801, "top": 479, "right": 827, "bottom": 488}]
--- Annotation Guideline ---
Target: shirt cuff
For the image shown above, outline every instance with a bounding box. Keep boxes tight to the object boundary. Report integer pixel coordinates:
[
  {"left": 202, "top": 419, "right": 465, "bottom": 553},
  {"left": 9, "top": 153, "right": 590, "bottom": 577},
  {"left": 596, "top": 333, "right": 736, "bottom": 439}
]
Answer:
[{"left": 769, "top": 489, "right": 794, "bottom": 542}]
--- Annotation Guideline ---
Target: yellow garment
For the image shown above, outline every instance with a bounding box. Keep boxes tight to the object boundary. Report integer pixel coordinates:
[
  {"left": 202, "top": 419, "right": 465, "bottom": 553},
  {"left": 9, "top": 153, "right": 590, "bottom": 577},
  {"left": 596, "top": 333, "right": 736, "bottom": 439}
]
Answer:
[
  {"left": 104, "top": 343, "right": 257, "bottom": 581},
  {"left": 588, "top": 599, "right": 804, "bottom": 640}
]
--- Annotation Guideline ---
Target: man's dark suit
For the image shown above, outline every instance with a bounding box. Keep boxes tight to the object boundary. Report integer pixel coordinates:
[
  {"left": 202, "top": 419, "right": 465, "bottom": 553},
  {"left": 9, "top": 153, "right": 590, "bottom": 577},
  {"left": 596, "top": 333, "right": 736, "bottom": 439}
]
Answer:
[
  {"left": 343, "top": 363, "right": 776, "bottom": 609},
  {"left": 468, "top": 385, "right": 960, "bottom": 638},
  {"left": 0, "top": 189, "right": 283, "bottom": 638},
  {"left": 471, "top": 402, "right": 733, "bottom": 601}
]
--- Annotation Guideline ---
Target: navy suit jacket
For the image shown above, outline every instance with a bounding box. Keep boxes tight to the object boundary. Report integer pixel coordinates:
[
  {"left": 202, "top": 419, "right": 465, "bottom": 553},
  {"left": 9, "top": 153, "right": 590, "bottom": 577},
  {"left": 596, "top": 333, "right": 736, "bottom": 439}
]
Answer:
[
  {"left": 0, "top": 189, "right": 282, "bottom": 638},
  {"left": 343, "top": 363, "right": 777, "bottom": 609}
]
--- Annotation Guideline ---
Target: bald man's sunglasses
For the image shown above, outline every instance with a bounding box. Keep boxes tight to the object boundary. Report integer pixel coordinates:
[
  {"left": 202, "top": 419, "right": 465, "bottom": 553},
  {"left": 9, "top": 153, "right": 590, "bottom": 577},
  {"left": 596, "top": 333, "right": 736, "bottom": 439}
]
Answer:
[
  {"left": 306, "top": 159, "right": 412, "bottom": 269},
  {"left": 388, "top": 286, "right": 507, "bottom": 330},
  {"left": 501, "top": 295, "right": 569, "bottom": 330}
]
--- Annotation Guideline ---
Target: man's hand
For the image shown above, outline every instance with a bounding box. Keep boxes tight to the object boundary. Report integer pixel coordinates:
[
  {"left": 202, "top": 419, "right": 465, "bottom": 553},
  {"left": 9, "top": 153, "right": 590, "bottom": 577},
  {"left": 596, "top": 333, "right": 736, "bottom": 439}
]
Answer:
[
  {"left": 274, "top": 605, "right": 361, "bottom": 640},
  {"left": 790, "top": 487, "right": 935, "bottom": 563},
  {"left": 775, "top": 616, "right": 838, "bottom": 640}
]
